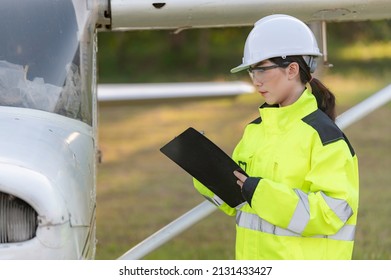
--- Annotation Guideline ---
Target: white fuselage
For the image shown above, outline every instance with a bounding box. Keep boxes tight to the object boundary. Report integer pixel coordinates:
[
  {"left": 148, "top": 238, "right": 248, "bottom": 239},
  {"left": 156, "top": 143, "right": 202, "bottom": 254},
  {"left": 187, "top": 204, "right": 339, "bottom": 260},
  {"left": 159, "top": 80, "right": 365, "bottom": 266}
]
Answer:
[
  {"left": 0, "top": 0, "right": 98, "bottom": 259},
  {"left": 0, "top": 107, "right": 96, "bottom": 259}
]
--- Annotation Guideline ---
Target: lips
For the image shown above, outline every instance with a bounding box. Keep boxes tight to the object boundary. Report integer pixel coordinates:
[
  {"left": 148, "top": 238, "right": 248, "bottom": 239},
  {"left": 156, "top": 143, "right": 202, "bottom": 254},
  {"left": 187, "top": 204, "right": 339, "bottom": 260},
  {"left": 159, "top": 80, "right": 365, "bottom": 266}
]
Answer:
[{"left": 259, "top": 90, "right": 268, "bottom": 95}]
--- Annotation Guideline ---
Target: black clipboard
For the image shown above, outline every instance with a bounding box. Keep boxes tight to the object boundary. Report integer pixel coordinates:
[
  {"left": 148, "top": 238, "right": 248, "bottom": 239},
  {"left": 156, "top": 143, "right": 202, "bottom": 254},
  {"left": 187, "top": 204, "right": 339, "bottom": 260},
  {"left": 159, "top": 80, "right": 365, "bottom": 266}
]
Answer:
[{"left": 160, "top": 127, "right": 247, "bottom": 207}]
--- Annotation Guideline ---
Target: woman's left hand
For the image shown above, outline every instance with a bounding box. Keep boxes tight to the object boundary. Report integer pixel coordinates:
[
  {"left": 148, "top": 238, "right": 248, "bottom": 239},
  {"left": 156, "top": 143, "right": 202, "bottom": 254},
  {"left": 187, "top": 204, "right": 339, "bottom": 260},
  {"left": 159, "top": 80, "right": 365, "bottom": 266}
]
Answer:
[{"left": 233, "top": 170, "right": 248, "bottom": 189}]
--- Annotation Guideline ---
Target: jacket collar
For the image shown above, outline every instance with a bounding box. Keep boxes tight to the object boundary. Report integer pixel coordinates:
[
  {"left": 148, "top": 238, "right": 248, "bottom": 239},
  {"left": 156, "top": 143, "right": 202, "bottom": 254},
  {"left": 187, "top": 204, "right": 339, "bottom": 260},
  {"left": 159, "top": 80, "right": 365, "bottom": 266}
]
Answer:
[{"left": 258, "top": 88, "right": 318, "bottom": 131}]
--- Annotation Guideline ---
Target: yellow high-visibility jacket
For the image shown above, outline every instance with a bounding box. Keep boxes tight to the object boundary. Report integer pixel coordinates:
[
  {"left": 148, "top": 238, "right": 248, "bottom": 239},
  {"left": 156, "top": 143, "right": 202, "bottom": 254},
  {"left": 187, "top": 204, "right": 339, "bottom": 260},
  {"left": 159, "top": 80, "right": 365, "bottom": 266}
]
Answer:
[{"left": 194, "top": 88, "right": 359, "bottom": 259}]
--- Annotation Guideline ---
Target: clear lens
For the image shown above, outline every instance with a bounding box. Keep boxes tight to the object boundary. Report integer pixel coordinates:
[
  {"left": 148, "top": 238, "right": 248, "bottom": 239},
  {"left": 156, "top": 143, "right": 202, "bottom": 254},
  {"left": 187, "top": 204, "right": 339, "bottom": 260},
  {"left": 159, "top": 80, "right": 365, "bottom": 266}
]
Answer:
[
  {"left": 248, "top": 71, "right": 254, "bottom": 80},
  {"left": 0, "top": 192, "right": 38, "bottom": 243},
  {"left": 248, "top": 64, "right": 282, "bottom": 82}
]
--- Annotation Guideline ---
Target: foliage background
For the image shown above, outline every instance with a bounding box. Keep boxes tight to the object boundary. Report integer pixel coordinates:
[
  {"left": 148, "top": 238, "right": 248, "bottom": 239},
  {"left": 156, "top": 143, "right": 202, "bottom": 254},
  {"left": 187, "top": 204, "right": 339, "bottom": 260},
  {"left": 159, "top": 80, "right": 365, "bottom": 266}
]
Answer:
[{"left": 98, "top": 20, "right": 391, "bottom": 83}]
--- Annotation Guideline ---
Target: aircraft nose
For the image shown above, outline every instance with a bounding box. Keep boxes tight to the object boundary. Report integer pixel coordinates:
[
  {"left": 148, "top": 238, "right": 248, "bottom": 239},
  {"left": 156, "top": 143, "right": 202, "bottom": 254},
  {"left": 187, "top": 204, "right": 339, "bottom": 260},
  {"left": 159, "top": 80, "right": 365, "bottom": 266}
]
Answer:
[
  {"left": 0, "top": 162, "right": 77, "bottom": 259},
  {"left": 0, "top": 162, "right": 69, "bottom": 231}
]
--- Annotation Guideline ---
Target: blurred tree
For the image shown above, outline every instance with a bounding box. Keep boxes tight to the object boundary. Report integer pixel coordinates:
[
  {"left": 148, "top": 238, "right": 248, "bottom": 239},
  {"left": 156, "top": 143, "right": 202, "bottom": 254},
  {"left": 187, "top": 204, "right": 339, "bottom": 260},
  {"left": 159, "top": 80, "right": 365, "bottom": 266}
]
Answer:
[
  {"left": 328, "top": 20, "right": 391, "bottom": 43},
  {"left": 97, "top": 20, "right": 390, "bottom": 83}
]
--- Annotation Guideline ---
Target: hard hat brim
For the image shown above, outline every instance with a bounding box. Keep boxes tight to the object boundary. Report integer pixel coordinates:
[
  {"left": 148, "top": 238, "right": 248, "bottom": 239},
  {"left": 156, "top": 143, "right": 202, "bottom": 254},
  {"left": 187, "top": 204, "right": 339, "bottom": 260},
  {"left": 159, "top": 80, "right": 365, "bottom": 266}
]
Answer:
[
  {"left": 230, "top": 63, "right": 250, "bottom": 73},
  {"left": 230, "top": 52, "right": 323, "bottom": 74}
]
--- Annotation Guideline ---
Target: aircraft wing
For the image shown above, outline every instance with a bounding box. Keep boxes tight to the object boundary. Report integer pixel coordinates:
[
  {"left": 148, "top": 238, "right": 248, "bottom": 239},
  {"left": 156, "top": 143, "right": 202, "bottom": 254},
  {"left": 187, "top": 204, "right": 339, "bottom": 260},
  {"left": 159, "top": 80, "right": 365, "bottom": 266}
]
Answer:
[
  {"left": 99, "top": 0, "right": 391, "bottom": 31},
  {"left": 97, "top": 81, "right": 254, "bottom": 101}
]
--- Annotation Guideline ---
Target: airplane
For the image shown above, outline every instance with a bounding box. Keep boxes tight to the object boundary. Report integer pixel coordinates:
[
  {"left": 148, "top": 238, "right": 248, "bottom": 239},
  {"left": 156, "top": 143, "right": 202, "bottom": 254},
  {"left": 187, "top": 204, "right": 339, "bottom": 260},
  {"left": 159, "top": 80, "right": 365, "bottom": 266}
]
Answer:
[{"left": 0, "top": 0, "right": 390, "bottom": 260}]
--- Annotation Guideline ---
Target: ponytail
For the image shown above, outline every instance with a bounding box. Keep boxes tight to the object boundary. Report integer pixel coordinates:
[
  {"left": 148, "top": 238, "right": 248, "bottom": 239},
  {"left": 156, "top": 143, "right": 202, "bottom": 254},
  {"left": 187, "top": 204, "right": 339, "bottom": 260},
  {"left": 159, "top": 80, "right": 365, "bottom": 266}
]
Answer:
[
  {"left": 309, "top": 77, "right": 336, "bottom": 121},
  {"left": 270, "top": 56, "right": 337, "bottom": 121}
]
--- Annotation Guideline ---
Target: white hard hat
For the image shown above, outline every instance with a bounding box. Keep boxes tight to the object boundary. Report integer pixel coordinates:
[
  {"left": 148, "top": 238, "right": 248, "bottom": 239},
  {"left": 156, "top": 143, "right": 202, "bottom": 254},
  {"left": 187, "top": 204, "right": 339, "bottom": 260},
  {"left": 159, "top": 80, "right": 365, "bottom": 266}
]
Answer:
[{"left": 231, "top": 14, "right": 322, "bottom": 73}]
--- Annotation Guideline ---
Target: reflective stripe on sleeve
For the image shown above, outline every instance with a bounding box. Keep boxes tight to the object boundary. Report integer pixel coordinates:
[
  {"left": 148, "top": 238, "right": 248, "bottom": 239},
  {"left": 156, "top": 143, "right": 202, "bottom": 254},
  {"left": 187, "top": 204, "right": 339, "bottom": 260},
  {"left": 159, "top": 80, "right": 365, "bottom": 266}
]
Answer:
[
  {"left": 203, "top": 194, "right": 224, "bottom": 207},
  {"left": 286, "top": 189, "right": 354, "bottom": 234},
  {"left": 320, "top": 192, "right": 354, "bottom": 223},
  {"left": 287, "top": 189, "right": 310, "bottom": 234},
  {"left": 312, "top": 223, "right": 356, "bottom": 241},
  {"left": 236, "top": 210, "right": 355, "bottom": 241}
]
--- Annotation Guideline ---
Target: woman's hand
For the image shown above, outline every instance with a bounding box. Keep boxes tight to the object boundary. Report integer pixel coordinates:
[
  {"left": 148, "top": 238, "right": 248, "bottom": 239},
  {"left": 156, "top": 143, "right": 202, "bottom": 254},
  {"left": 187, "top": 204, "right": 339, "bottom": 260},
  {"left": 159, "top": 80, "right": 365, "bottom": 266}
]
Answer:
[{"left": 233, "top": 170, "right": 248, "bottom": 189}]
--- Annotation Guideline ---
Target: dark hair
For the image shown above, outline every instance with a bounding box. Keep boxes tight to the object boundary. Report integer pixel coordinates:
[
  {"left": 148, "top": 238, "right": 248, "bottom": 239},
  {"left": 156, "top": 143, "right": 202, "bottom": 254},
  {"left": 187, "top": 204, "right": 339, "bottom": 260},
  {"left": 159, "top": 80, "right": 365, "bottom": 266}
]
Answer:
[{"left": 269, "top": 56, "right": 336, "bottom": 121}]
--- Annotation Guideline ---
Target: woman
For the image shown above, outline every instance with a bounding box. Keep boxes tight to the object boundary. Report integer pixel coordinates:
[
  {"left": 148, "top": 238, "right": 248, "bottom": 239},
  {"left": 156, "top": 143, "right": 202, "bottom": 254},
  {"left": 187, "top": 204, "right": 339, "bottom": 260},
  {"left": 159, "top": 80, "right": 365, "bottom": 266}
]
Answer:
[{"left": 193, "top": 14, "right": 359, "bottom": 259}]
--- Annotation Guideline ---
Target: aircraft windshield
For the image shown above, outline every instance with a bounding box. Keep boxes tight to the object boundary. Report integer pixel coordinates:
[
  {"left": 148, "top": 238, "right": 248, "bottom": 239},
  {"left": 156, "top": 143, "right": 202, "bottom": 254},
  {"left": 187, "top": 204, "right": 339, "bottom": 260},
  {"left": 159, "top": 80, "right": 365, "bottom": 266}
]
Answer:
[{"left": 0, "top": 0, "right": 91, "bottom": 124}]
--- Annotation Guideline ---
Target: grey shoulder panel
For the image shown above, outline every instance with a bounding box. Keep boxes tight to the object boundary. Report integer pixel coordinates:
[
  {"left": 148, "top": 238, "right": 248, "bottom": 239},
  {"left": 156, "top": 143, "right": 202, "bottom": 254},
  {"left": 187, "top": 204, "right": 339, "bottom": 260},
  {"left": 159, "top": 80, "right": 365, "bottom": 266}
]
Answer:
[{"left": 302, "top": 109, "right": 355, "bottom": 156}]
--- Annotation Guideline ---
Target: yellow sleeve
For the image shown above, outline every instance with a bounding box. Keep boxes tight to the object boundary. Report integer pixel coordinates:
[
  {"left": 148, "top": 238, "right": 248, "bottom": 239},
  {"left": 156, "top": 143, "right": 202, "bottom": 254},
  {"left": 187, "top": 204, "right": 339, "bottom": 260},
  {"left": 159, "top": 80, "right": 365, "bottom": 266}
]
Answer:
[
  {"left": 247, "top": 138, "right": 359, "bottom": 237},
  {"left": 193, "top": 178, "right": 236, "bottom": 216}
]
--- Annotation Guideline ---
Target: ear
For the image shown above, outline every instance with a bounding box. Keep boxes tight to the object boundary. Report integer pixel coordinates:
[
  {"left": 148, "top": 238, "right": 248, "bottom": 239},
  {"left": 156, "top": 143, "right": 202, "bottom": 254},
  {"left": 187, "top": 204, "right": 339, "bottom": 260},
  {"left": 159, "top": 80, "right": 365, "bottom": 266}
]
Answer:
[{"left": 287, "top": 62, "right": 300, "bottom": 80}]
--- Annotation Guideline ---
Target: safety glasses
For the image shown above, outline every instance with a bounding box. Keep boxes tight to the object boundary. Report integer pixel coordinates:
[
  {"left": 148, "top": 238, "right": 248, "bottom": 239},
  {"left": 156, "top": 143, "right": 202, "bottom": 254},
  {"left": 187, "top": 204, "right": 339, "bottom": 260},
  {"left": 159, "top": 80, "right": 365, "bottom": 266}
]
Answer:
[{"left": 248, "top": 62, "right": 291, "bottom": 82}]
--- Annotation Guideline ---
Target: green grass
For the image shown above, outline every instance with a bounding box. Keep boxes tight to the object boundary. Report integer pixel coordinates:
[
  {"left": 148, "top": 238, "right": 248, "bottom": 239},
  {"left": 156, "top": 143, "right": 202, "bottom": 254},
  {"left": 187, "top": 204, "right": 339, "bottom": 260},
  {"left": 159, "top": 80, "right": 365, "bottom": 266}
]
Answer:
[
  {"left": 343, "top": 104, "right": 391, "bottom": 259},
  {"left": 95, "top": 41, "right": 391, "bottom": 260}
]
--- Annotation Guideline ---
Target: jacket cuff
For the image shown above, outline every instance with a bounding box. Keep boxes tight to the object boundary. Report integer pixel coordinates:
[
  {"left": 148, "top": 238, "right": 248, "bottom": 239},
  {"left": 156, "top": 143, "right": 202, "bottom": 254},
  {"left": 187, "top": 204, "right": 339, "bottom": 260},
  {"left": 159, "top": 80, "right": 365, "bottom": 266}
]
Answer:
[{"left": 242, "top": 177, "right": 262, "bottom": 207}]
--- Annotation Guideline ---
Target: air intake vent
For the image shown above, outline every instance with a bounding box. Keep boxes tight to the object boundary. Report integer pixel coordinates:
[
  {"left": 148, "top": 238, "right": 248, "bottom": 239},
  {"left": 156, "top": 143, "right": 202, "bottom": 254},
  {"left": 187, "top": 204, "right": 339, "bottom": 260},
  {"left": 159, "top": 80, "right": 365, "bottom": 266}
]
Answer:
[{"left": 0, "top": 192, "right": 38, "bottom": 243}]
